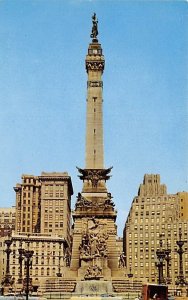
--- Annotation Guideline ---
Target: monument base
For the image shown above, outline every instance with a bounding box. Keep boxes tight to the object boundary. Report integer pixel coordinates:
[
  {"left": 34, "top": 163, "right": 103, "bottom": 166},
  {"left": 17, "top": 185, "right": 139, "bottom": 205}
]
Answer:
[{"left": 75, "top": 280, "right": 113, "bottom": 295}]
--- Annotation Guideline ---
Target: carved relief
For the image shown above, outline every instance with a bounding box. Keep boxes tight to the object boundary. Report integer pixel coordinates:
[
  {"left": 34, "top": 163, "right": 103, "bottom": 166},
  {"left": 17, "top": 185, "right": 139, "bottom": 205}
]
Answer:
[
  {"left": 75, "top": 193, "right": 92, "bottom": 208},
  {"left": 75, "top": 192, "right": 115, "bottom": 212},
  {"left": 77, "top": 167, "right": 112, "bottom": 188},
  {"left": 79, "top": 218, "right": 108, "bottom": 267},
  {"left": 84, "top": 265, "right": 102, "bottom": 280}
]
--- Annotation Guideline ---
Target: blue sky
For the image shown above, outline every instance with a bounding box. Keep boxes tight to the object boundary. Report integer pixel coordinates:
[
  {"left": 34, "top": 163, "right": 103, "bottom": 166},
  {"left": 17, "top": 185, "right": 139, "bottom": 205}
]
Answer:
[{"left": 0, "top": 0, "right": 187, "bottom": 236}]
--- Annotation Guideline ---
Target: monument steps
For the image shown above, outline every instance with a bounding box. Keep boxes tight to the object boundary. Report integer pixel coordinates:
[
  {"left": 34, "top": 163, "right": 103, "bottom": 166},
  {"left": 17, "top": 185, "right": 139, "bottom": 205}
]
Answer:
[
  {"left": 40, "top": 279, "right": 76, "bottom": 293},
  {"left": 112, "top": 280, "right": 142, "bottom": 293}
]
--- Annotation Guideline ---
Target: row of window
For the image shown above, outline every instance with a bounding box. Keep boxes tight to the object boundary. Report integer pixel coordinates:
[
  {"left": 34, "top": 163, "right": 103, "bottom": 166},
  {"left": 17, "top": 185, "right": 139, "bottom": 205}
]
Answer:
[
  {"left": 12, "top": 266, "right": 57, "bottom": 276},
  {"left": 133, "top": 223, "right": 187, "bottom": 231},
  {"left": 0, "top": 212, "right": 15, "bottom": 217},
  {"left": 44, "top": 222, "right": 63, "bottom": 228},
  {"left": 134, "top": 204, "right": 176, "bottom": 210}
]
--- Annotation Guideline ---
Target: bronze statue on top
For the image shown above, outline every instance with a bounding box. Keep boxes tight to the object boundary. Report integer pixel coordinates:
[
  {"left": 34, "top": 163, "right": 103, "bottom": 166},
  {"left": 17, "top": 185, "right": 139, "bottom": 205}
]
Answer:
[{"left": 90, "top": 13, "right": 98, "bottom": 42}]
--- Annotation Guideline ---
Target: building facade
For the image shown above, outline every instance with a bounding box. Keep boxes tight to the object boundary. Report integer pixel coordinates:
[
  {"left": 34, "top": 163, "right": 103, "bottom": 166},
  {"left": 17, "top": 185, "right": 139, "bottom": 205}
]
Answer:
[
  {"left": 0, "top": 172, "right": 73, "bottom": 293},
  {"left": 123, "top": 174, "right": 188, "bottom": 287},
  {"left": 14, "top": 172, "right": 73, "bottom": 245},
  {"left": 9, "top": 233, "right": 70, "bottom": 293},
  {"left": 0, "top": 207, "right": 16, "bottom": 237},
  {"left": 0, "top": 207, "right": 16, "bottom": 285}
]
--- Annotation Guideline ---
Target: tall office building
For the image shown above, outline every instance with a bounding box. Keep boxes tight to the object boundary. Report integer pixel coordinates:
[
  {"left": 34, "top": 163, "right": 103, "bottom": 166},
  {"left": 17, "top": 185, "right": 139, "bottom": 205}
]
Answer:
[
  {"left": 14, "top": 175, "right": 40, "bottom": 234},
  {"left": 123, "top": 174, "right": 188, "bottom": 286},
  {"left": 14, "top": 172, "right": 73, "bottom": 244},
  {"left": 3, "top": 172, "right": 73, "bottom": 292}
]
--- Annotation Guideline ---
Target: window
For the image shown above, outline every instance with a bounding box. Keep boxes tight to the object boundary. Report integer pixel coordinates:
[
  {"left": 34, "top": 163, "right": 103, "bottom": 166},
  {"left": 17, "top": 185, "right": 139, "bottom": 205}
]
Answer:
[{"left": 35, "top": 256, "right": 38, "bottom": 264}]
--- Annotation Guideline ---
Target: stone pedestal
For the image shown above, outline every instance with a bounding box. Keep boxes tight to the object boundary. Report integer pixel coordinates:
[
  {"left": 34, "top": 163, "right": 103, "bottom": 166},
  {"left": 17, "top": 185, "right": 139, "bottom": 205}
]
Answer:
[{"left": 75, "top": 280, "right": 113, "bottom": 295}]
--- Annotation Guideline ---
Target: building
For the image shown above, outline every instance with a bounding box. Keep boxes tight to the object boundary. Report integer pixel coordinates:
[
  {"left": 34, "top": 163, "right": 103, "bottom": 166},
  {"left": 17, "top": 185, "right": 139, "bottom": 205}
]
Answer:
[
  {"left": 123, "top": 174, "right": 188, "bottom": 286},
  {"left": 179, "top": 191, "right": 188, "bottom": 220},
  {"left": 0, "top": 207, "right": 16, "bottom": 237},
  {"left": 0, "top": 172, "right": 73, "bottom": 293},
  {"left": 14, "top": 172, "right": 73, "bottom": 245},
  {"left": 9, "top": 233, "right": 70, "bottom": 293}
]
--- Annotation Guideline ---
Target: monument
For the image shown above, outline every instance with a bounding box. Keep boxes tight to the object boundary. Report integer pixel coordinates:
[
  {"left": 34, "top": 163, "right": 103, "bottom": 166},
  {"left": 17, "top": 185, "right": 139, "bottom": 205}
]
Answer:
[
  {"left": 70, "top": 13, "right": 119, "bottom": 280},
  {"left": 41, "top": 14, "right": 140, "bottom": 299}
]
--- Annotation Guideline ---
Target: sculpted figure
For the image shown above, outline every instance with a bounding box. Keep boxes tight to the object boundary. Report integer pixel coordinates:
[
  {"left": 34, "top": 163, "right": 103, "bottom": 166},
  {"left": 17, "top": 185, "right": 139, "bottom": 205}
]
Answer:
[
  {"left": 79, "top": 232, "right": 92, "bottom": 260},
  {"left": 90, "top": 13, "right": 98, "bottom": 40},
  {"left": 64, "top": 249, "right": 71, "bottom": 266},
  {"left": 84, "top": 265, "right": 102, "bottom": 279},
  {"left": 93, "top": 265, "right": 102, "bottom": 277},
  {"left": 84, "top": 266, "right": 93, "bottom": 279},
  {"left": 118, "top": 252, "right": 126, "bottom": 268},
  {"left": 104, "top": 193, "right": 115, "bottom": 208},
  {"left": 76, "top": 193, "right": 92, "bottom": 208},
  {"left": 89, "top": 233, "right": 99, "bottom": 256},
  {"left": 97, "top": 235, "right": 108, "bottom": 257}
]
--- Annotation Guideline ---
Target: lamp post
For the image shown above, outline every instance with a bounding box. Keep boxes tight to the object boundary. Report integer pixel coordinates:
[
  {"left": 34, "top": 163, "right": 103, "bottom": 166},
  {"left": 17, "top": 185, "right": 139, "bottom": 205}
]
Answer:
[
  {"left": 17, "top": 240, "right": 24, "bottom": 284},
  {"left": 175, "top": 228, "right": 187, "bottom": 286},
  {"left": 1, "top": 235, "right": 14, "bottom": 294},
  {"left": 4, "top": 238, "right": 12, "bottom": 283},
  {"left": 156, "top": 237, "right": 166, "bottom": 284},
  {"left": 164, "top": 239, "right": 171, "bottom": 284},
  {"left": 128, "top": 265, "right": 133, "bottom": 289},
  {"left": 23, "top": 239, "right": 34, "bottom": 300}
]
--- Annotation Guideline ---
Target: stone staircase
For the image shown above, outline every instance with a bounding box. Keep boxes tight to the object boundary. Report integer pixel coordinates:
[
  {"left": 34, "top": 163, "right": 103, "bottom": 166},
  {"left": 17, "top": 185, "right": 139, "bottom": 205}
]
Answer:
[
  {"left": 112, "top": 279, "right": 142, "bottom": 293},
  {"left": 42, "top": 278, "right": 76, "bottom": 293}
]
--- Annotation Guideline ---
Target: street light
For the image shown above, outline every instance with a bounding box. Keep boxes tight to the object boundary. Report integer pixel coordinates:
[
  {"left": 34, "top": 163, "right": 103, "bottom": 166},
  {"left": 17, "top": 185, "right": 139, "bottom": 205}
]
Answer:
[
  {"left": 164, "top": 241, "right": 171, "bottom": 285},
  {"left": 23, "top": 239, "right": 34, "bottom": 300},
  {"left": 1, "top": 234, "right": 14, "bottom": 294},
  {"left": 156, "top": 237, "right": 166, "bottom": 284},
  {"left": 128, "top": 265, "right": 133, "bottom": 290},
  {"left": 17, "top": 240, "right": 25, "bottom": 284},
  {"left": 175, "top": 228, "right": 187, "bottom": 286}
]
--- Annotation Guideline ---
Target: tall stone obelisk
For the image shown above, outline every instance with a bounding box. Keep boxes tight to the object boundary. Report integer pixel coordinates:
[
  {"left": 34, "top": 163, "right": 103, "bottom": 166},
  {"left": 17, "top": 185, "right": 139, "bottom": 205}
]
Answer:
[
  {"left": 85, "top": 20, "right": 104, "bottom": 170},
  {"left": 70, "top": 14, "right": 119, "bottom": 281}
]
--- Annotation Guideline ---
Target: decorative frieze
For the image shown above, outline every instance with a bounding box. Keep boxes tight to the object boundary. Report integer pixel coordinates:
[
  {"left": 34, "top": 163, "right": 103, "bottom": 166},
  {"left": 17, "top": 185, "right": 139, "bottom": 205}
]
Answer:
[
  {"left": 86, "top": 61, "right": 105, "bottom": 73},
  {"left": 75, "top": 192, "right": 115, "bottom": 211},
  {"left": 87, "top": 81, "right": 103, "bottom": 88}
]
